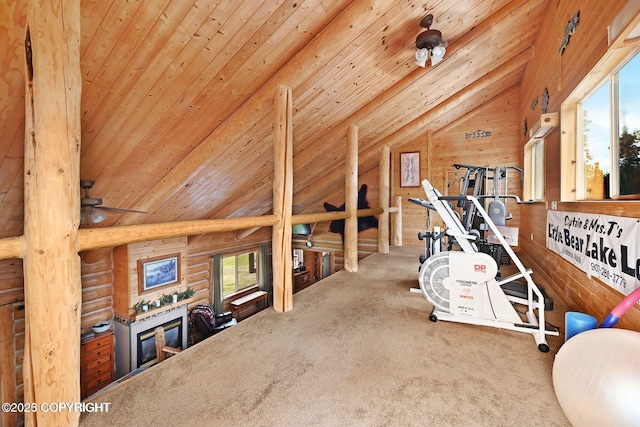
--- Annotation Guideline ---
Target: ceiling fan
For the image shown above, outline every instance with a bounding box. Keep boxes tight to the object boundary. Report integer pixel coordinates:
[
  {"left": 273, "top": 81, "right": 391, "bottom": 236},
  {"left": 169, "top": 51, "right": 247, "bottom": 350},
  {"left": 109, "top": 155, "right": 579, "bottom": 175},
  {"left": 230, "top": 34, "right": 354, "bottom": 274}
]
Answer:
[
  {"left": 415, "top": 13, "right": 447, "bottom": 67},
  {"left": 80, "top": 180, "right": 148, "bottom": 225}
]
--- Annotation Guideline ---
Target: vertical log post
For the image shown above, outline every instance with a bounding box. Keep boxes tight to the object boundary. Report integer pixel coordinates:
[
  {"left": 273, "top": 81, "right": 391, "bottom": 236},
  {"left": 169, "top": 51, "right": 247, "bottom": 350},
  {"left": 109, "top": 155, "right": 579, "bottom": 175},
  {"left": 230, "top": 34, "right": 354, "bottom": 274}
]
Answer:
[
  {"left": 22, "top": 1, "right": 82, "bottom": 426},
  {"left": 344, "top": 125, "right": 358, "bottom": 272},
  {"left": 378, "top": 145, "right": 390, "bottom": 254},
  {"left": 272, "top": 85, "right": 294, "bottom": 312},
  {"left": 393, "top": 196, "right": 402, "bottom": 246}
]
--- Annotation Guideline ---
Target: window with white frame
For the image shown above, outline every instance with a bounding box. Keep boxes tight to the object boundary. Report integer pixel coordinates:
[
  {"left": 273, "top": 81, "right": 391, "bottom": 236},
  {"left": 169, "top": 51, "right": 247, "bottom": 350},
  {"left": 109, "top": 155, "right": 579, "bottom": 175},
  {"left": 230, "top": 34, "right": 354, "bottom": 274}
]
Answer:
[
  {"left": 569, "top": 49, "right": 640, "bottom": 200},
  {"left": 523, "top": 138, "right": 545, "bottom": 201}
]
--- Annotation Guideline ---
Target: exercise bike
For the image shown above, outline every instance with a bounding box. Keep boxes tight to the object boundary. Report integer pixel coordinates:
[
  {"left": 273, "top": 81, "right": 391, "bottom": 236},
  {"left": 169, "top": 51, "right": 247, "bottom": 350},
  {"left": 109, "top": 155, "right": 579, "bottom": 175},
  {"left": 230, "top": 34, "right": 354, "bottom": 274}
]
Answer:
[{"left": 414, "top": 179, "right": 558, "bottom": 352}]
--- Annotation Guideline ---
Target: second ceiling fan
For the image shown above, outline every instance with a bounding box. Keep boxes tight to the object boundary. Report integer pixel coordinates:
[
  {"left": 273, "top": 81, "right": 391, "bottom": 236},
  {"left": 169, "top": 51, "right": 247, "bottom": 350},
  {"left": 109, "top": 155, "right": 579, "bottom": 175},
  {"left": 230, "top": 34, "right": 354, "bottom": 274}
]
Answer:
[{"left": 80, "top": 180, "right": 148, "bottom": 225}]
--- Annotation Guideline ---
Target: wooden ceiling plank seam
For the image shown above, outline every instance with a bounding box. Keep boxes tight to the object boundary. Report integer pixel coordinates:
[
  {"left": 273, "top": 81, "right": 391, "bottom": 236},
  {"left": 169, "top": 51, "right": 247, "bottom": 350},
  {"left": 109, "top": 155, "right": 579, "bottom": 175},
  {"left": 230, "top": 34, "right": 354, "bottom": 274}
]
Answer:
[
  {"left": 81, "top": 0, "right": 219, "bottom": 163},
  {"left": 79, "top": 0, "right": 125, "bottom": 58},
  {"left": 156, "top": 0, "right": 350, "bottom": 160},
  {"left": 292, "top": 0, "right": 538, "bottom": 146},
  {"left": 151, "top": 127, "right": 277, "bottom": 221},
  {"left": 81, "top": 0, "right": 192, "bottom": 169},
  {"left": 291, "top": 50, "right": 530, "bottom": 197},
  {"left": 81, "top": 0, "right": 169, "bottom": 117},
  {"left": 146, "top": 0, "right": 362, "bottom": 174},
  {"left": 110, "top": 0, "right": 396, "bottom": 224},
  {"left": 357, "top": 45, "right": 527, "bottom": 144},
  {"left": 352, "top": 2, "right": 547, "bottom": 141},
  {"left": 84, "top": 0, "right": 278, "bottom": 198},
  {"left": 289, "top": 4, "right": 410, "bottom": 106},
  {"left": 81, "top": 0, "right": 216, "bottom": 166},
  {"left": 289, "top": 0, "right": 542, "bottom": 178},
  {"left": 386, "top": 68, "right": 526, "bottom": 149},
  {"left": 436, "top": 85, "right": 522, "bottom": 136},
  {"left": 99, "top": 0, "right": 308, "bottom": 196}
]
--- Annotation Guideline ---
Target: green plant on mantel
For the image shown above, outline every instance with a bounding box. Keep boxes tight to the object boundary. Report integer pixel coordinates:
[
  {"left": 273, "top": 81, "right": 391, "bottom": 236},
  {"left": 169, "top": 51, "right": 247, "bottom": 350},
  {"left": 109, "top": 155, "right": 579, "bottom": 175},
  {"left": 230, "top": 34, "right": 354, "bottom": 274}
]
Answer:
[{"left": 131, "top": 287, "right": 195, "bottom": 315}]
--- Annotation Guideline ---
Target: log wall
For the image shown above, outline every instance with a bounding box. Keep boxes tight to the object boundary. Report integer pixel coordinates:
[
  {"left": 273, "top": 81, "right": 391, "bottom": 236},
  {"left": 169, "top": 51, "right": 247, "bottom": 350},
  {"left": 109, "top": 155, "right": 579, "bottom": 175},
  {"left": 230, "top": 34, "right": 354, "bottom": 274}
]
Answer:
[{"left": 186, "top": 228, "right": 273, "bottom": 310}]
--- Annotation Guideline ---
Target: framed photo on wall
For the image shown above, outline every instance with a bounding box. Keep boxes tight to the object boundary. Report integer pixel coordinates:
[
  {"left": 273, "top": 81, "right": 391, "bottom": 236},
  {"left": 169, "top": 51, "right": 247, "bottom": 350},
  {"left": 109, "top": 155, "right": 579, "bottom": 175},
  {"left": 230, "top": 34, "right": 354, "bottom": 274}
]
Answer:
[
  {"left": 400, "top": 152, "right": 420, "bottom": 187},
  {"left": 138, "top": 254, "right": 180, "bottom": 294}
]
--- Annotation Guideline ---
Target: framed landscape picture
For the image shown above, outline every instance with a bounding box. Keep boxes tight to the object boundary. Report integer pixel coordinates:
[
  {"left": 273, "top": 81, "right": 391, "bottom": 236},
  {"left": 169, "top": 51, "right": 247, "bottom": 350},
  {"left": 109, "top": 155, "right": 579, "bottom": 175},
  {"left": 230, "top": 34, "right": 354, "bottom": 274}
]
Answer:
[
  {"left": 138, "top": 254, "right": 180, "bottom": 293},
  {"left": 400, "top": 152, "right": 420, "bottom": 187}
]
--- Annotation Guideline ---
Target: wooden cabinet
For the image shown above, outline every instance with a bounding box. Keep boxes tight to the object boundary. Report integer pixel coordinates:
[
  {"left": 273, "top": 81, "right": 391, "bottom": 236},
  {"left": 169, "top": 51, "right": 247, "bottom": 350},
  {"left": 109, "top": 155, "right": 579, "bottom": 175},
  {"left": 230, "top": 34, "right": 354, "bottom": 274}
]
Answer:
[
  {"left": 293, "top": 270, "right": 311, "bottom": 293},
  {"left": 81, "top": 330, "right": 114, "bottom": 399}
]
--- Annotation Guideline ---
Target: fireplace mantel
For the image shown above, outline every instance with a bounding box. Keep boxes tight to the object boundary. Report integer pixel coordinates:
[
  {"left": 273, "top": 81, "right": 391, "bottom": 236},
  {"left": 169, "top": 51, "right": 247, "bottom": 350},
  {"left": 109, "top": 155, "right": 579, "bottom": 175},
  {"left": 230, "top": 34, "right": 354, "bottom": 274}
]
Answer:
[{"left": 128, "top": 298, "right": 193, "bottom": 322}]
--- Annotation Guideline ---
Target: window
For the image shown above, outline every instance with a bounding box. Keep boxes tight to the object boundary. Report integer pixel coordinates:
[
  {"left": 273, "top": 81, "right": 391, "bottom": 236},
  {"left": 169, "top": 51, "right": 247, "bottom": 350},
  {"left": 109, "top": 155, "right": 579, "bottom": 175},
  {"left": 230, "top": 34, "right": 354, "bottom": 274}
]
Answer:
[
  {"left": 292, "top": 249, "right": 304, "bottom": 269},
  {"left": 222, "top": 251, "right": 258, "bottom": 296},
  {"left": 524, "top": 138, "right": 545, "bottom": 201},
  {"left": 577, "top": 52, "right": 640, "bottom": 200},
  {"left": 564, "top": 47, "right": 640, "bottom": 200}
]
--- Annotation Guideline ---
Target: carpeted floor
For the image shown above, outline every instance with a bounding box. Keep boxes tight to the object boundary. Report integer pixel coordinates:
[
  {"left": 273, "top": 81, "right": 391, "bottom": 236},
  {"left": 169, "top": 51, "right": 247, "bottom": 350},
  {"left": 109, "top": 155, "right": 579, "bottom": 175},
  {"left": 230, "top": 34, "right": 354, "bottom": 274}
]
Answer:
[{"left": 81, "top": 246, "right": 570, "bottom": 426}]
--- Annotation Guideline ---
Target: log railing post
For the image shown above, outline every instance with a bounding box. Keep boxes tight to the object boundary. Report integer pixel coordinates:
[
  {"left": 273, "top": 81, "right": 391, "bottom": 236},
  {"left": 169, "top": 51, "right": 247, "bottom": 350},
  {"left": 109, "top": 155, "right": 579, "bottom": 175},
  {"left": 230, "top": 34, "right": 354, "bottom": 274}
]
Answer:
[
  {"left": 272, "top": 85, "right": 294, "bottom": 312},
  {"left": 344, "top": 125, "right": 358, "bottom": 272},
  {"left": 378, "top": 145, "right": 390, "bottom": 253}
]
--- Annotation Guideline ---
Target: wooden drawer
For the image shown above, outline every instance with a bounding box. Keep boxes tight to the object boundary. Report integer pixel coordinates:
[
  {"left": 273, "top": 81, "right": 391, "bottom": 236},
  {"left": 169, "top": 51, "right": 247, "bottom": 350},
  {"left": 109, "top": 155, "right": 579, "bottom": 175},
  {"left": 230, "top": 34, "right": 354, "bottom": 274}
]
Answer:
[
  {"left": 85, "top": 369, "right": 112, "bottom": 394},
  {"left": 84, "top": 344, "right": 111, "bottom": 363},
  {"left": 84, "top": 352, "right": 112, "bottom": 374},
  {"left": 83, "top": 333, "right": 112, "bottom": 354}
]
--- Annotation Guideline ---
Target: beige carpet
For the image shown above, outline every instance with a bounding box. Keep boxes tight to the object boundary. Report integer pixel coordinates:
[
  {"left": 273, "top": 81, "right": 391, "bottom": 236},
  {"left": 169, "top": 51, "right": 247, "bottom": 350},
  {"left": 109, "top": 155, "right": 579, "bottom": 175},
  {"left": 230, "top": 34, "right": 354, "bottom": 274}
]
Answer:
[{"left": 81, "top": 247, "right": 570, "bottom": 426}]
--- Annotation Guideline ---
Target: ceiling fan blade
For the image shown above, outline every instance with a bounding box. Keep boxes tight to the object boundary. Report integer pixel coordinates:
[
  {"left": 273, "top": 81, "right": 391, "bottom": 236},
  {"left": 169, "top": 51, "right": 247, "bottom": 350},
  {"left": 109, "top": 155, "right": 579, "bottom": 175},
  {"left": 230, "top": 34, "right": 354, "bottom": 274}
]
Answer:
[{"left": 93, "top": 206, "right": 149, "bottom": 214}]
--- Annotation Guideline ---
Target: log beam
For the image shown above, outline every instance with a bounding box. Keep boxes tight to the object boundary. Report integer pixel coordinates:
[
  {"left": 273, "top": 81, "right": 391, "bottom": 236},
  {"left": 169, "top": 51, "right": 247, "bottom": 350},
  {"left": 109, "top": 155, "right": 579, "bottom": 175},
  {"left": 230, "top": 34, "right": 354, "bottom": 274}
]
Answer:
[
  {"left": 79, "top": 216, "right": 278, "bottom": 252},
  {"left": 272, "top": 85, "right": 293, "bottom": 312},
  {"left": 22, "top": 1, "right": 82, "bottom": 425},
  {"left": 344, "top": 125, "right": 358, "bottom": 272}
]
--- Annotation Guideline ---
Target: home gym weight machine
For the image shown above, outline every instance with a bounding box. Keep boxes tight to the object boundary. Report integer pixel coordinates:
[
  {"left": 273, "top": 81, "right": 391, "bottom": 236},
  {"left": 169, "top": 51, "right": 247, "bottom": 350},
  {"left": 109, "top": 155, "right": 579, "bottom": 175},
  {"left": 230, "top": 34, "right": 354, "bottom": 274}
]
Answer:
[
  {"left": 410, "top": 177, "right": 558, "bottom": 352},
  {"left": 411, "top": 164, "right": 553, "bottom": 311}
]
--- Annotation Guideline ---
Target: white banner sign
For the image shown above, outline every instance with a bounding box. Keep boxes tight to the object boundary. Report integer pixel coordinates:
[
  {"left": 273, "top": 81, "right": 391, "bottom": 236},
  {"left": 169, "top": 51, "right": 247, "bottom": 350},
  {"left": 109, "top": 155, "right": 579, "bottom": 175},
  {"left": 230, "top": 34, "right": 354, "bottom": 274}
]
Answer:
[{"left": 546, "top": 210, "right": 640, "bottom": 295}]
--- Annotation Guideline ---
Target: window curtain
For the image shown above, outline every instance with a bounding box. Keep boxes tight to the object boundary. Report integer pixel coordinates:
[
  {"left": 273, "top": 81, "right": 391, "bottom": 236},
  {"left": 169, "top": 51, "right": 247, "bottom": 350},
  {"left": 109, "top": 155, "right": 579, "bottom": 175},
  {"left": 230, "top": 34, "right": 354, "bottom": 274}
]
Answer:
[
  {"left": 258, "top": 244, "right": 271, "bottom": 303},
  {"left": 211, "top": 254, "right": 223, "bottom": 313}
]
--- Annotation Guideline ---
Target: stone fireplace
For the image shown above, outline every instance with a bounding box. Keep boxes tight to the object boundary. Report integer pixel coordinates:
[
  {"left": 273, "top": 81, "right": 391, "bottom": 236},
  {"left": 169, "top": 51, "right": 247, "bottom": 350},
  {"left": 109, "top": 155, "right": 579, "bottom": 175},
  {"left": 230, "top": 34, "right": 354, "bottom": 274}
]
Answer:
[{"left": 113, "top": 303, "right": 188, "bottom": 379}]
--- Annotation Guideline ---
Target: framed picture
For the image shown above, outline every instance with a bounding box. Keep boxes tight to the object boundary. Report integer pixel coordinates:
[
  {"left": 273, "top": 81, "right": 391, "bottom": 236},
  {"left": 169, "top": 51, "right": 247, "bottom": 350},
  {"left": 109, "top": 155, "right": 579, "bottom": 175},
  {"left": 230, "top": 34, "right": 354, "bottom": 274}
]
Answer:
[
  {"left": 400, "top": 152, "right": 420, "bottom": 187},
  {"left": 138, "top": 254, "right": 180, "bottom": 294}
]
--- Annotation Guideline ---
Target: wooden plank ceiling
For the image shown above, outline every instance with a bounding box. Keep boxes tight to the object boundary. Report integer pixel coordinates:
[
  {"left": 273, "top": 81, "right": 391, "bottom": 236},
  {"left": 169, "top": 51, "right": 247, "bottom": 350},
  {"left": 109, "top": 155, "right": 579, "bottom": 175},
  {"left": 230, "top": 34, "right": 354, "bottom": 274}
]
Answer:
[{"left": 0, "top": 0, "right": 548, "bottom": 239}]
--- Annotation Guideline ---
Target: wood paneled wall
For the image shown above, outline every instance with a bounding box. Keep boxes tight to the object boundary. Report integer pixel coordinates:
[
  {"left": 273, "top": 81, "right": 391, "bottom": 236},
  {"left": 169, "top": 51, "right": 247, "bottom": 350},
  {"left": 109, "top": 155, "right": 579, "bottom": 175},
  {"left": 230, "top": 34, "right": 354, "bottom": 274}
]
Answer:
[
  {"left": 393, "top": 87, "right": 522, "bottom": 248},
  {"left": 518, "top": 0, "right": 640, "bottom": 331},
  {"left": 113, "top": 237, "right": 188, "bottom": 316}
]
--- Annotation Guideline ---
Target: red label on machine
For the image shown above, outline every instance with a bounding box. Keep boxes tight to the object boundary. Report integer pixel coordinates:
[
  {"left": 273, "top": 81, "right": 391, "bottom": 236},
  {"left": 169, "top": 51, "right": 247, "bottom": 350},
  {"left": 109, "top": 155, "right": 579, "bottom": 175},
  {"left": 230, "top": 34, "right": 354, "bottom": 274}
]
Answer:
[{"left": 474, "top": 264, "right": 487, "bottom": 273}]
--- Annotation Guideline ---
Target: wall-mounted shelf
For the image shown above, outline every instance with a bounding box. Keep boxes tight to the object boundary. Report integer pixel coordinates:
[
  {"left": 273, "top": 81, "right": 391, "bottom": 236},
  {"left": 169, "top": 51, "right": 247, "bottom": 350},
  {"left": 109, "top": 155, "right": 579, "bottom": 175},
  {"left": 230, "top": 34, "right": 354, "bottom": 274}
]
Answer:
[{"left": 529, "top": 112, "right": 559, "bottom": 139}]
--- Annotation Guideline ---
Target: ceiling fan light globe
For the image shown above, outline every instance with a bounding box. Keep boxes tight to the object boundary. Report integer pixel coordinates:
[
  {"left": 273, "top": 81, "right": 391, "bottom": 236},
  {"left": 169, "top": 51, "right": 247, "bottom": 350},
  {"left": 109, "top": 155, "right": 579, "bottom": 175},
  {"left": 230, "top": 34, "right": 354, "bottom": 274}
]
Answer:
[
  {"left": 91, "top": 210, "right": 106, "bottom": 224},
  {"left": 80, "top": 207, "right": 105, "bottom": 225},
  {"left": 415, "top": 48, "right": 429, "bottom": 67},
  {"left": 430, "top": 46, "right": 446, "bottom": 65}
]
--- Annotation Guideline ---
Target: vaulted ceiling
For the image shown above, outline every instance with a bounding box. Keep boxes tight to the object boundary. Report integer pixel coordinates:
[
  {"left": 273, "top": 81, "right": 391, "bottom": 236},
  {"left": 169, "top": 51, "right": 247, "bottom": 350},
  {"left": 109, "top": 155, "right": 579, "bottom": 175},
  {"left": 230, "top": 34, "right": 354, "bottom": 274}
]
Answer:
[{"left": 0, "top": 0, "right": 549, "bottom": 240}]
